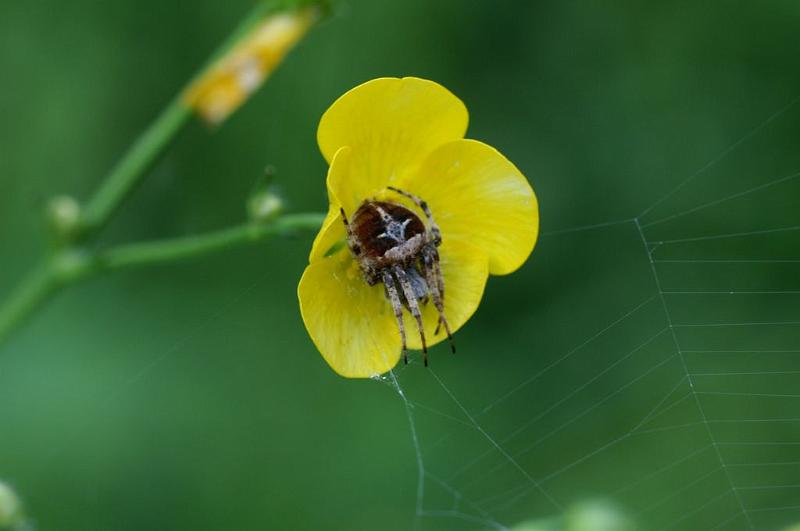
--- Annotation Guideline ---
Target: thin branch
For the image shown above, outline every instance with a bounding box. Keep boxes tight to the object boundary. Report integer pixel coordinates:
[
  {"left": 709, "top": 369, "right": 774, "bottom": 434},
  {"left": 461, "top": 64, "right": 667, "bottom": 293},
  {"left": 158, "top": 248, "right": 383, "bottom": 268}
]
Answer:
[
  {"left": 78, "top": 101, "right": 191, "bottom": 236},
  {"left": 0, "top": 265, "right": 59, "bottom": 345},
  {"left": 76, "top": 1, "right": 289, "bottom": 238},
  {"left": 98, "top": 213, "right": 325, "bottom": 271},
  {"left": 0, "top": 1, "right": 329, "bottom": 346},
  {"left": 0, "top": 213, "right": 325, "bottom": 348}
]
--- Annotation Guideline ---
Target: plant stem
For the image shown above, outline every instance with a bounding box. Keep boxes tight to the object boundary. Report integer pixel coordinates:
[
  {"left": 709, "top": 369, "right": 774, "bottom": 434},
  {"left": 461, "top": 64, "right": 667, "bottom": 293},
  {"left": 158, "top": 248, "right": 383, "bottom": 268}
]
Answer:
[
  {"left": 0, "top": 213, "right": 325, "bottom": 347},
  {"left": 78, "top": 101, "right": 191, "bottom": 235},
  {"left": 98, "top": 213, "right": 325, "bottom": 271},
  {"left": 0, "top": 265, "right": 59, "bottom": 345},
  {"left": 0, "top": 0, "right": 329, "bottom": 347},
  {"left": 76, "top": 0, "right": 284, "bottom": 238}
]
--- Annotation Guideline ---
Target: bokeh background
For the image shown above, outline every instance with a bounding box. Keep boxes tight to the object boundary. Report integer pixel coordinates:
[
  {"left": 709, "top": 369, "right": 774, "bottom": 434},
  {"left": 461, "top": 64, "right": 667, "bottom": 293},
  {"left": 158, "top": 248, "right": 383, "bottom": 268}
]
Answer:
[{"left": 1, "top": 1, "right": 799, "bottom": 530}]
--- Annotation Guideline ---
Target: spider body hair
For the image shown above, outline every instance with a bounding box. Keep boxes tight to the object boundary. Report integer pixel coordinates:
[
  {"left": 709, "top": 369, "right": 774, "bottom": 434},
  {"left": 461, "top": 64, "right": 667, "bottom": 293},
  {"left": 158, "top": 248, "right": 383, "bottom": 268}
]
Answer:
[{"left": 340, "top": 189, "right": 456, "bottom": 365}]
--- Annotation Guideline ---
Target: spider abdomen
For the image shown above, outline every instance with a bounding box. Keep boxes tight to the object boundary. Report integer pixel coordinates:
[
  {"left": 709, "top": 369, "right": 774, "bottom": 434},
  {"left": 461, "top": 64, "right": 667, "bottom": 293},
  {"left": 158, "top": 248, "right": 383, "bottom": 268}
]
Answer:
[{"left": 351, "top": 201, "right": 426, "bottom": 259}]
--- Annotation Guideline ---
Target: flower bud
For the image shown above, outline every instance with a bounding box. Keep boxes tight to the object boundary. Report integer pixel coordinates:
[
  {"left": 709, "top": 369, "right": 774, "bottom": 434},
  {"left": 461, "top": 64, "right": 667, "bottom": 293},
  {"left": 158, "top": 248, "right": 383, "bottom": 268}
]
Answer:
[
  {"left": 564, "top": 500, "right": 634, "bottom": 531},
  {"left": 0, "top": 481, "right": 23, "bottom": 529},
  {"left": 46, "top": 195, "right": 81, "bottom": 241},
  {"left": 52, "top": 248, "right": 94, "bottom": 284},
  {"left": 510, "top": 500, "right": 634, "bottom": 531},
  {"left": 248, "top": 189, "right": 284, "bottom": 223}
]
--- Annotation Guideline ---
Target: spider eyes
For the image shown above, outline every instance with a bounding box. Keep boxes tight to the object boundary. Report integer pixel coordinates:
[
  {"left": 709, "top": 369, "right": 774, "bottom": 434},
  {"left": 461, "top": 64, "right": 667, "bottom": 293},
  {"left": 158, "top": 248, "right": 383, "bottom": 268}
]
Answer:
[{"left": 352, "top": 244, "right": 361, "bottom": 255}]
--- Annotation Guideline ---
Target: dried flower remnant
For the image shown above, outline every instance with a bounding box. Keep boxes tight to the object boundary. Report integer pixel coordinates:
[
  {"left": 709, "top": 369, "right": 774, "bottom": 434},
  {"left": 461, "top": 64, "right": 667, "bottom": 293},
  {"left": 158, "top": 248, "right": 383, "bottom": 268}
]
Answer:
[{"left": 184, "top": 6, "right": 319, "bottom": 125}]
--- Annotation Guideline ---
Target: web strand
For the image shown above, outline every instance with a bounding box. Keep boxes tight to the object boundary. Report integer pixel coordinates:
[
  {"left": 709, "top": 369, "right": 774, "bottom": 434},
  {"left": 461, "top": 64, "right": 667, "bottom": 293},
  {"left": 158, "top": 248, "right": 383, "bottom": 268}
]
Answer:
[
  {"left": 641, "top": 169, "right": 800, "bottom": 228},
  {"left": 479, "top": 295, "right": 657, "bottom": 414},
  {"left": 637, "top": 94, "right": 800, "bottom": 220},
  {"left": 389, "top": 370, "right": 426, "bottom": 526},
  {"left": 635, "top": 218, "right": 755, "bottom": 530},
  {"left": 428, "top": 369, "right": 565, "bottom": 511},
  {"left": 377, "top": 85, "right": 800, "bottom": 530},
  {"left": 541, "top": 218, "right": 634, "bottom": 236}
]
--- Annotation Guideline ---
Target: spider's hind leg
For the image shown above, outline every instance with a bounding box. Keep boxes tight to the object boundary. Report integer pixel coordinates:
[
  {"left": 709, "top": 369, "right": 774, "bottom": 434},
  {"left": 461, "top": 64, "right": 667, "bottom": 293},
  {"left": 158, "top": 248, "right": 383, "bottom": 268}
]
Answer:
[
  {"left": 393, "top": 264, "right": 429, "bottom": 366},
  {"left": 382, "top": 269, "right": 408, "bottom": 365},
  {"left": 423, "top": 244, "right": 455, "bottom": 353}
]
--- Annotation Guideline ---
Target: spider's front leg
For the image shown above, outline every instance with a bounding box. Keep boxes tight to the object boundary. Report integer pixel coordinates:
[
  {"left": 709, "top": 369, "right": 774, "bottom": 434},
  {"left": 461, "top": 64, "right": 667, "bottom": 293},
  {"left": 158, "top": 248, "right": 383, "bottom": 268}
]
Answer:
[
  {"left": 387, "top": 187, "right": 442, "bottom": 246},
  {"left": 341, "top": 207, "right": 380, "bottom": 285},
  {"left": 339, "top": 208, "right": 362, "bottom": 257}
]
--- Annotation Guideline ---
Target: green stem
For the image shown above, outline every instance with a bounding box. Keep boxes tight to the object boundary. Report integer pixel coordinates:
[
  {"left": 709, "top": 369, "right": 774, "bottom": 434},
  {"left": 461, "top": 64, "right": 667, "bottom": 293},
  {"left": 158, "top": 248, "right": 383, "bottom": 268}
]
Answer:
[
  {"left": 0, "top": 213, "right": 325, "bottom": 347},
  {"left": 78, "top": 101, "right": 191, "bottom": 234},
  {"left": 0, "top": 0, "right": 329, "bottom": 347},
  {"left": 98, "top": 213, "right": 325, "bottom": 271},
  {"left": 77, "top": 1, "right": 280, "bottom": 238},
  {"left": 0, "top": 265, "right": 59, "bottom": 346}
]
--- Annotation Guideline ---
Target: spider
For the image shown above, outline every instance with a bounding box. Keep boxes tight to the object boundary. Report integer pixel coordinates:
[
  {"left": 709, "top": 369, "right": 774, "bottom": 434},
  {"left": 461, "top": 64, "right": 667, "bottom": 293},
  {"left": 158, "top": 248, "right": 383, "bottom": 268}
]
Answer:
[{"left": 340, "top": 186, "right": 454, "bottom": 366}]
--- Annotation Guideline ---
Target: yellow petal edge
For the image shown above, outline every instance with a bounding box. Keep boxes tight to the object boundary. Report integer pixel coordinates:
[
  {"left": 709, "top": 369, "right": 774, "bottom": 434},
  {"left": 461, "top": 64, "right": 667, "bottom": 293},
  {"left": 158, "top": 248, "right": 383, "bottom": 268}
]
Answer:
[
  {"left": 399, "top": 139, "right": 539, "bottom": 275},
  {"left": 317, "top": 77, "right": 469, "bottom": 210},
  {"left": 298, "top": 251, "right": 402, "bottom": 378}
]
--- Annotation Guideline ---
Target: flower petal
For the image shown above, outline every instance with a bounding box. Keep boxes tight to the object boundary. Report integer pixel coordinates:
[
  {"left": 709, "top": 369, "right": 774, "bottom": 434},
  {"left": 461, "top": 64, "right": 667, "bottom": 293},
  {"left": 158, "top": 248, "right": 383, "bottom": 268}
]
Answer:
[
  {"left": 404, "top": 239, "right": 489, "bottom": 351},
  {"left": 309, "top": 147, "right": 351, "bottom": 262},
  {"left": 400, "top": 139, "right": 539, "bottom": 275},
  {"left": 298, "top": 251, "right": 402, "bottom": 378},
  {"left": 307, "top": 144, "right": 493, "bottom": 352},
  {"left": 308, "top": 204, "right": 344, "bottom": 262},
  {"left": 317, "top": 77, "right": 468, "bottom": 210}
]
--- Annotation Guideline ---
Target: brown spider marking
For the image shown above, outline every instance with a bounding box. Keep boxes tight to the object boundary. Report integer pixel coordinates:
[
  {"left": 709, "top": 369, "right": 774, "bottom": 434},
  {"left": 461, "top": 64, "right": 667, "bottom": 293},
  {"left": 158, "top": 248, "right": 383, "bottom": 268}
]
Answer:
[{"left": 340, "top": 187, "right": 454, "bottom": 366}]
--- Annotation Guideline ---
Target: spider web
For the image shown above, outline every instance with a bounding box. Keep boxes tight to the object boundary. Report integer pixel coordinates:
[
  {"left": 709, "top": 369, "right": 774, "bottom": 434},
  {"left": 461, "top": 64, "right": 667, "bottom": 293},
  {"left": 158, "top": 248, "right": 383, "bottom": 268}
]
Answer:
[
  {"left": 2, "top": 73, "right": 800, "bottom": 531},
  {"left": 2, "top": 97, "right": 798, "bottom": 531},
  {"left": 374, "top": 94, "right": 800, "bottom": 531}
]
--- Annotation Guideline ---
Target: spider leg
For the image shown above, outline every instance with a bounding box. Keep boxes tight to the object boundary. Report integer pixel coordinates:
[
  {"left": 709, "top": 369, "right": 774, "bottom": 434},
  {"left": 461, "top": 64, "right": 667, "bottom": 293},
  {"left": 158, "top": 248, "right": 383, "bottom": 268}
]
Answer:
[
  {"left": 434, "top": 253, "right": 445, "bottom": 300},
  {"left": 339, "top": 207, "right": 362, "bottom": 257},
  {"left": 423, "top": 245, "right": 447, "bottom": 335},
  {"left": 382, "top": 269, "right": 408, "bottom": 365},
  {"left": 386, "top": 186, "right": 442, "bottom": 245},
  {"left": 393, "top": 264, "right": 429, "bottom": 366},
  {"left": 423, "top": 245, "right": 455, "bottom": 353}
]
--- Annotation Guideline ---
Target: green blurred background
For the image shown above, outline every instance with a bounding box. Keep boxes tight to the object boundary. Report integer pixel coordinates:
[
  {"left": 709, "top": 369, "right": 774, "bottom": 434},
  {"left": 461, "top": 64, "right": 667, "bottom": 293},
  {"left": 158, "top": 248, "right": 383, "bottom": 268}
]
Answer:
[{"left": 1, "top": 1, "right": 799, "bottom": 530}]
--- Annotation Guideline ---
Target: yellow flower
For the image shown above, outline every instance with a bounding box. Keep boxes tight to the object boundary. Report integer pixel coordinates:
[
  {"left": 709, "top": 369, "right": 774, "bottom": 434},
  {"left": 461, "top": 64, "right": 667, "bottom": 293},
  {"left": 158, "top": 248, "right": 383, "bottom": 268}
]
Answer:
[
  {"left": 183, "top": 6, "right": 319, "bottom": 125},
  {"left": 298, "top": 77, "right": 539, "bottom": 378}
]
